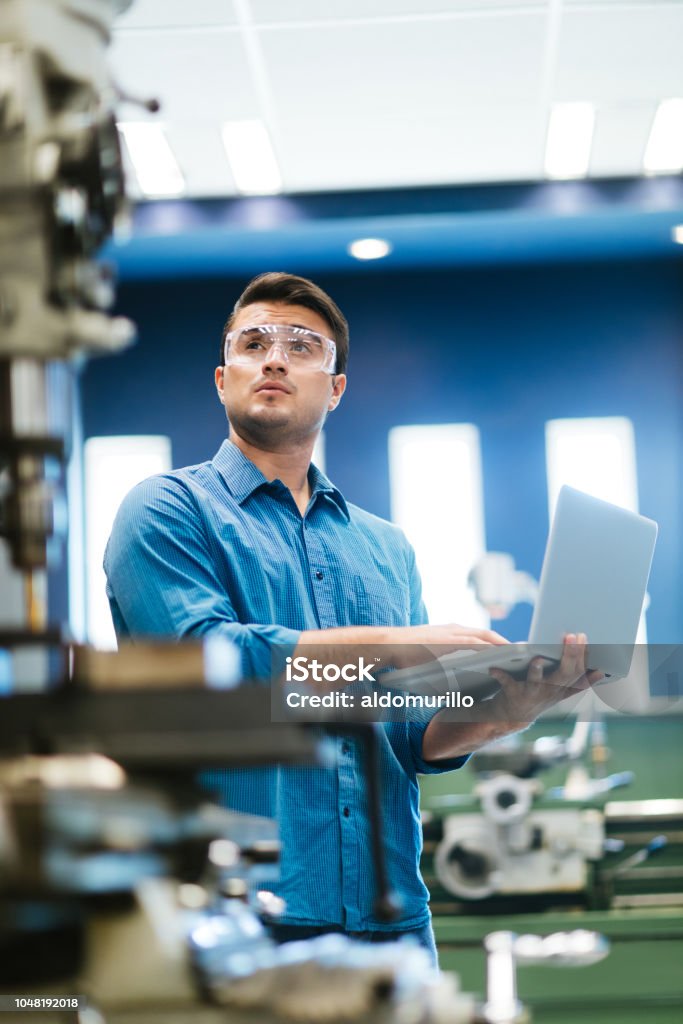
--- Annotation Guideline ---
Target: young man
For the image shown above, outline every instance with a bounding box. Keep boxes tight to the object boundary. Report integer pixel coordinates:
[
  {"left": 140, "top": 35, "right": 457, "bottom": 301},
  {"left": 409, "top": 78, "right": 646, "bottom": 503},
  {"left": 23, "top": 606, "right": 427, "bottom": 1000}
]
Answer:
[{"left": 105, "top": 272, "right": 599, "bottom": 960}]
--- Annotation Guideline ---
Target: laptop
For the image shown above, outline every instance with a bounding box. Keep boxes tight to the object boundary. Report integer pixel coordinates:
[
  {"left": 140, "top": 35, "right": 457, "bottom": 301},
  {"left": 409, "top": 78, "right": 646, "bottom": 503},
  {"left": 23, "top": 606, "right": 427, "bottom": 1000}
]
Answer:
[{"left": 386, "top": 485, "right": 658, "bottom": 695}]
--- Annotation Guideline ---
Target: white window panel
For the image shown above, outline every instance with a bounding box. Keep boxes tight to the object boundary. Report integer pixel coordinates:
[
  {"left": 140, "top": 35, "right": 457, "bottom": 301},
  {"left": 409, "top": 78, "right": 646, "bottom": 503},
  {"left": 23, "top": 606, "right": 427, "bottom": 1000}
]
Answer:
[
  {"left": 545, "top": 417, "right": 638, "bottom": 517},
  {"left": 312, "top": 431, "right": 326, "bottom": 474},
  {"left": 544, "top": 416, "right": 648, "bottom": 665},
  {"left": 84, "top": 436, "right": 172, "bottom": 650},
  {"left": 389, "top": 424, "right": 488, "bottom": 628}
]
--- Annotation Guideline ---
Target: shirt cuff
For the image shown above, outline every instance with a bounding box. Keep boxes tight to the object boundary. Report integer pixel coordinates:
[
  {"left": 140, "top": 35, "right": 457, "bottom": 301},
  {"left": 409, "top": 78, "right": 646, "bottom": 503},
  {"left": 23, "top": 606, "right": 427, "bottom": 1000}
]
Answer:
[{"left": 408, "top": 717, "right": 470, "bottom": 775}]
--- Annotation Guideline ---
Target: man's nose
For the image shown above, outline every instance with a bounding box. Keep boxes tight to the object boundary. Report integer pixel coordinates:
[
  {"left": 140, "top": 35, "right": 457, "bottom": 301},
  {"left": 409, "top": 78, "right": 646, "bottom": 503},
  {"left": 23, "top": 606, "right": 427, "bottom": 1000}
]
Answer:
[{"left": 262, "top": 342, "right": 289, "bottom": 372}]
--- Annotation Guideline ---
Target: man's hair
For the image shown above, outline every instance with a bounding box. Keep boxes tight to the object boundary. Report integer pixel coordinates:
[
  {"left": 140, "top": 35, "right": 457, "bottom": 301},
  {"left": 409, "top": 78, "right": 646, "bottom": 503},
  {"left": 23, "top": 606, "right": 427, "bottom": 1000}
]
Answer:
[{"left": 219, "top": 272, "right": 349, "bottom": 375}]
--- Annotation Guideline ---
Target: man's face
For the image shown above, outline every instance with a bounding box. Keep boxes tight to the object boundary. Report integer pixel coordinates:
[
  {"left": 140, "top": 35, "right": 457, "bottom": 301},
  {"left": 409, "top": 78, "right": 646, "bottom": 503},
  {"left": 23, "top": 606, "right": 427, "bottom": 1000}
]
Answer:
[{"left": 214, "top": 301, "right": 346, "bottom": 450}]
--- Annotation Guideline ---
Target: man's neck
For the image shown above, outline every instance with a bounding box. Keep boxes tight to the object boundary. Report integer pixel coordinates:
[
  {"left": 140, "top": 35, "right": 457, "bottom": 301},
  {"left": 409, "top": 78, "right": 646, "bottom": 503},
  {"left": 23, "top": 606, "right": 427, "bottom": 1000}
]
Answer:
[{"left": 229, "top": 431, "right": 313, "bottom": 515}]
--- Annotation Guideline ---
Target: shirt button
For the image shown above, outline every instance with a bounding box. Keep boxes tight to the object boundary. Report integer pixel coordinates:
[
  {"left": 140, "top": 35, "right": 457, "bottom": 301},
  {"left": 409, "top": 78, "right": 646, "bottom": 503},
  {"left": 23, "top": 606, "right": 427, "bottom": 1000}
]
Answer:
[
  {"left": 342, "top": 806, "right": 350, "bottom": 818},
  {"left": 315, "top": 570, "right": 324, "bottom": 580}
]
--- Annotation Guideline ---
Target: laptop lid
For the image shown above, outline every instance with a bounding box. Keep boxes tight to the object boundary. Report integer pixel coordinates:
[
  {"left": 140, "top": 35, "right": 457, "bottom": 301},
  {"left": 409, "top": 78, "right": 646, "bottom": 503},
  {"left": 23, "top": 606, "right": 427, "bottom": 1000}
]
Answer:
[{"left": 528, "top": 486, "right": 658, "bottom": 675}]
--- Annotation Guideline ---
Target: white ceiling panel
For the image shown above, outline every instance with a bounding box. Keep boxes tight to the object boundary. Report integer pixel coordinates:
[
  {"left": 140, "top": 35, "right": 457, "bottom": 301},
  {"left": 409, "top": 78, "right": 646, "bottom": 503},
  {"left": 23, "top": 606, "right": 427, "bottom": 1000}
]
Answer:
[
  {"left": 109, "top": 0, "right": 683, "bottom": 197},
  {"left": 563, "top": 0, "right": 683, "bottom": 6},
  {"left": 276, "top": 102, "right": 542, "bottom": 191},
  {"left": 249, "top": 0, "right": 546, "bottom": 23},
  {"left": 260, "top": 15, "right": 547, "bottom": 114},
  {"left": 111, "top": 30, "right": 257, "bottom": 122},
  {"left": 556, "top": 7, "right": 683, "bottom": 102},
  {"left": 116, "top": 0, "right": 238, "bottom": 30}
]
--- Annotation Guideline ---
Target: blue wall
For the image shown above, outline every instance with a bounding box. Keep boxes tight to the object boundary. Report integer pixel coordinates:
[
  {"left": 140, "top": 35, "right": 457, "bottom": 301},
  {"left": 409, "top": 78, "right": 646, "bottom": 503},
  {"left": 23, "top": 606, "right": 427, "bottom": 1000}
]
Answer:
[{"left": 82, "top": 257, "right": 683, "bottom": 643}]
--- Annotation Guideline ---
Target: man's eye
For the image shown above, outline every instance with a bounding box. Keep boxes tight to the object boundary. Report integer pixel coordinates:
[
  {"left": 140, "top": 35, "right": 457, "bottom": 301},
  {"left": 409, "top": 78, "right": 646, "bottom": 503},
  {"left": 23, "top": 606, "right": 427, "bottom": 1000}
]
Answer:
[
  {"left": 289, "top": 341, "right": 311, "bottom": 353},
  {"left": 244, "top": 339, "right": 265, "bottom": 350}
]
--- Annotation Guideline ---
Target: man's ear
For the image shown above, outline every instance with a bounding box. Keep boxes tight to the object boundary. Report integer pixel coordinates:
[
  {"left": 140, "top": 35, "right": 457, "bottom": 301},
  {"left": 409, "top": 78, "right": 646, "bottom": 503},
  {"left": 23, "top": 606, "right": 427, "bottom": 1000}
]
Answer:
[
  {"left": 214, "top": 366, "right": 225, "bottom": 404},
  {"left": 327, "top": 373, "right": 346, "bottom": 413}
]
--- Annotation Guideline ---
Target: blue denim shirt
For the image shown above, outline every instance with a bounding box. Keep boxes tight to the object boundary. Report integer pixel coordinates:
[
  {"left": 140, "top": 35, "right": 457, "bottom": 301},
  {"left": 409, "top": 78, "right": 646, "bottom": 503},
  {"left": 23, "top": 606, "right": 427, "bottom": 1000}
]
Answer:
[{"left": 104, "top": 439, "right": 467, "bottom": 930}]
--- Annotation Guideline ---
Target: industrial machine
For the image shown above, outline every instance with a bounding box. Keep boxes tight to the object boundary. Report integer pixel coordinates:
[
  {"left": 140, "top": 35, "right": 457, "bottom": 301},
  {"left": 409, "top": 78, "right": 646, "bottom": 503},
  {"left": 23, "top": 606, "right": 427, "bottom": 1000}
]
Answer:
[
  {"left": 0, "top": 0, "right": 136, "bottom": 655},
  {"left": 421, "top": 711, "right": 683, "bottom": 1021}
]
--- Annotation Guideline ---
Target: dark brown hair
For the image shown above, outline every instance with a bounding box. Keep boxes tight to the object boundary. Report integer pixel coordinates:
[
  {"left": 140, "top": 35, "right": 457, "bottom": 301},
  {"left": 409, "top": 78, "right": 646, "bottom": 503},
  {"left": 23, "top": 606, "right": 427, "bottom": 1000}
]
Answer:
[{"left": 219, "top": 272, "right": 349, "bottom": 374}]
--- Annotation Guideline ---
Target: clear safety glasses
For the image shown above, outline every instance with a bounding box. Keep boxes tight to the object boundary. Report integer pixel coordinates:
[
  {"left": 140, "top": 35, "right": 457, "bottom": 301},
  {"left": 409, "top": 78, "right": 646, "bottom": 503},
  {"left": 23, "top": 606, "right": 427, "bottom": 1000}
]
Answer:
[{"left": 224, "top": 324, "right": 337, "bottom": 374}]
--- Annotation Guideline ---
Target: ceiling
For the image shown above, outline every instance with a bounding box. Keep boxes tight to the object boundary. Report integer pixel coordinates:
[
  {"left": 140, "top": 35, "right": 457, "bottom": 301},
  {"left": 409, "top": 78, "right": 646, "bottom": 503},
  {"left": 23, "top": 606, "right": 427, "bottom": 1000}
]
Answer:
[{"left": 111, "top": 0, "right": 683, "bottom": 200}]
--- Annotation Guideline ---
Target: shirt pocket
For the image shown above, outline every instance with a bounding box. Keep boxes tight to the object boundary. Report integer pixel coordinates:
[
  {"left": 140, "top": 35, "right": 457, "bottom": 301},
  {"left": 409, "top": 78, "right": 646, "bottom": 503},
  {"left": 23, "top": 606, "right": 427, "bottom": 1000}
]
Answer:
[{"left": 352, "top": 576, "right": 411, "bottom": 627}]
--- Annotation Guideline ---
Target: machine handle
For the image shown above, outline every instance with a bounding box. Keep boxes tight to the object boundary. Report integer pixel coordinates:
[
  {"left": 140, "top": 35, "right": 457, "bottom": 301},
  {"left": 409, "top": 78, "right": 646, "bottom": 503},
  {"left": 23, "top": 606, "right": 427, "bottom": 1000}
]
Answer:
[{"left": 482, "top": 930, "right": 609, "bottom": 1024}]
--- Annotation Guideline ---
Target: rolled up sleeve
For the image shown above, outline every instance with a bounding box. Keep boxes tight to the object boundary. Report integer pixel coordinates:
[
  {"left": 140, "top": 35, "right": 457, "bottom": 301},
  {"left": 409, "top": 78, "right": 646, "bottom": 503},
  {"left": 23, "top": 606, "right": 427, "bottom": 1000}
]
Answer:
[{"left": 104, "top": 475, "right": 299, "bottom": 680}]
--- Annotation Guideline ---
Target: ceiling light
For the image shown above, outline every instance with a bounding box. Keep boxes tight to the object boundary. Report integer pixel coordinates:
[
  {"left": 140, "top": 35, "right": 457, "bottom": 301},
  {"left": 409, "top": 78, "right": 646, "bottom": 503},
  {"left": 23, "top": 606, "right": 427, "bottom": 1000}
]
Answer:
[
  {"left": 348, "top": 238, "right": 392, "bottom": 260},
  {"left": 117, "top": 123, "right": 185, "bottom": 198},
  {"left": 544, "top": 103, "right": 595, "bottom": 179},
  {"left": 673, "top": 225, "right": 683, "bottom": 245},
  {"left": 644, "top": 99, "right": 683, "bottom": 174},
  {"left": 222, "top": 120, "right": 282, "bottom": 195}
]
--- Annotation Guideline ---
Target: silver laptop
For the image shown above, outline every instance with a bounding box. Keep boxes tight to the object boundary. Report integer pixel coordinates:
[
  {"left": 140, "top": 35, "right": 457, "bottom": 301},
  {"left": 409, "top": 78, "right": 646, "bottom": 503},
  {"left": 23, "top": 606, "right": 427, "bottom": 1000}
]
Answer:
[{"left": 387, "top": 486, "right": 658, "bottom": 694}]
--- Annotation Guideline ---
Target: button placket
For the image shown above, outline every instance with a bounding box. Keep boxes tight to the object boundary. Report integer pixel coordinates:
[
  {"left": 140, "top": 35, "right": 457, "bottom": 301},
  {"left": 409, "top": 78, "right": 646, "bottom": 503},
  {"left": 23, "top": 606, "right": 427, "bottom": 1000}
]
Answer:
[
  {"left": 337, "top": 739, "right": 362, "bottom": 927},
  {"left": 302, "top": 519, "right": 336, "bottom": 628}
]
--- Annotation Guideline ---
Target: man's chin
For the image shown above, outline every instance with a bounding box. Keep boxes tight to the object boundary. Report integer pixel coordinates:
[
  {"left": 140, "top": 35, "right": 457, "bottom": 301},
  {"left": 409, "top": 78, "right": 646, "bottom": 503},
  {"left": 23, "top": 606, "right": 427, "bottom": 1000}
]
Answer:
[
  {"left": 231, "top": 409, "right": 320, "bottom": 449},
  {"left": 244, "top": 407, "right": 291, "bottom": 430},
  {"left": 234, "top": 409, "right": 294, "bottom": 441}
]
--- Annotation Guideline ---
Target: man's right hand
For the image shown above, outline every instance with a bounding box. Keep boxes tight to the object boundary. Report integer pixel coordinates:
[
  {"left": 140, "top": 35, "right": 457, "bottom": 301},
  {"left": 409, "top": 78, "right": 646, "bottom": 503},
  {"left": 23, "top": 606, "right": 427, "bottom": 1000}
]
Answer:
[
  {"left": 384, "top": 623, "right": 509, "bottom": 670},
  {"left": 296, "top": 622, "right": 509, "bottom": 678}
]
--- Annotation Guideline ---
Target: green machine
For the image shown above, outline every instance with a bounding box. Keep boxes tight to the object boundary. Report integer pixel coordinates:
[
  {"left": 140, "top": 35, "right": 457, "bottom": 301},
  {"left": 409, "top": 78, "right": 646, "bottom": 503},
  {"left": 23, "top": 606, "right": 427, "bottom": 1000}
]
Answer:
[{"left": 421, "top": 715, "right": 683, "bottom": 1024}]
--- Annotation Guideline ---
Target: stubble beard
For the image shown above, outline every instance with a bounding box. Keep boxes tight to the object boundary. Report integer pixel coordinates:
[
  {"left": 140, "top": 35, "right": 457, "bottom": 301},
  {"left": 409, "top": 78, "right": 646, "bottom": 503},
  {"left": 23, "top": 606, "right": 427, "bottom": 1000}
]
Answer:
[{"left": 228, "top": 402, "right": 323, "bottom": 453}]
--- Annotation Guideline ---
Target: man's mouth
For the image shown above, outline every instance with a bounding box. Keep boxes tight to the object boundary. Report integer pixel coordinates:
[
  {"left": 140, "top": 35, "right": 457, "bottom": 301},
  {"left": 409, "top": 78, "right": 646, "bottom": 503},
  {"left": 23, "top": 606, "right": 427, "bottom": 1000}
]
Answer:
[{"left": 255, "top": 382, "right": 291, "bottom": 394}]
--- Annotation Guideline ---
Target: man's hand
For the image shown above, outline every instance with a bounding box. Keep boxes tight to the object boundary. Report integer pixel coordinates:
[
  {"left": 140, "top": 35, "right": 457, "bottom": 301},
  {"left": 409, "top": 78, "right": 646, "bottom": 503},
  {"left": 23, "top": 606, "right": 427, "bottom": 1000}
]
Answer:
[
  {"left": 386, "top": 623, "right": 509, "bottom": 670},
  {"left": 421, "top": 632, "right": 604, "bottom": 762},
  {"left": 295, "top": 622, "right": 509, "bottom": 678},
  {"left": 488, "top": 633, "right": 604, "bottom": 726}
]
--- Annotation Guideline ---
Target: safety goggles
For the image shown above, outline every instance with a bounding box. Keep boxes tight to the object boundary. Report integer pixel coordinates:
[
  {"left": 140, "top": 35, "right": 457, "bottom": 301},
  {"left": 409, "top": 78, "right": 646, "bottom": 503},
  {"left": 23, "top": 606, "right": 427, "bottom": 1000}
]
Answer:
[{"left": 224, "top": 324, "right": 337, "bottom": 374}]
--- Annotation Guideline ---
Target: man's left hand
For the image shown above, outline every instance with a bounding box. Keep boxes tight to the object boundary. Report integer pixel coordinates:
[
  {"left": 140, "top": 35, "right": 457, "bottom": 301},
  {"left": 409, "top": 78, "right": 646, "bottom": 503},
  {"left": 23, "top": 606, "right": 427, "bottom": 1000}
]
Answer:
[{"left": 488, "top": 633, "right": 604, "bottom": 725}]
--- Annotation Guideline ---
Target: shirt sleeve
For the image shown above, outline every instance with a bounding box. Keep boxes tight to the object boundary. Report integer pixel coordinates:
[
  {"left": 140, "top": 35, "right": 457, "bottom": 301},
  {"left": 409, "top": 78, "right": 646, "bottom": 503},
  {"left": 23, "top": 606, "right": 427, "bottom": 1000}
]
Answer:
[
  {"left": 103, "top": 474, "right": 299, "bottom": 680},
  {"left": 402, "top": 533, "right": 470, "bottom": 775}
]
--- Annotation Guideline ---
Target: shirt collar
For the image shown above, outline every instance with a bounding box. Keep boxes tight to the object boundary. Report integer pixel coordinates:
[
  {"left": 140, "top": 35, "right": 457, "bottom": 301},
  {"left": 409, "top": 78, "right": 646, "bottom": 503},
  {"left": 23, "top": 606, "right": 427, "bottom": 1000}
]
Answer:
[
  {"left": 307, "top": 460, "right": 350, "bottom": 521},
  {"left": 212, "top": 439, "right": 350, "bottom": 521}
]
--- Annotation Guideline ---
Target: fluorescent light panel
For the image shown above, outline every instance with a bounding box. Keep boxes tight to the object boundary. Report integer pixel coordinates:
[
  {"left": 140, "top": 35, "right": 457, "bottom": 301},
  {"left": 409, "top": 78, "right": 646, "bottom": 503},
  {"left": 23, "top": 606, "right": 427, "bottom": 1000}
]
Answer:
[
  {"left": 84, "top": 436, "right": 172, "bottom": 650},
  {"left": 673, "top": 225, "right": 683, "bottom": 245},
  {"left": 222, "top": 120, "right": 282, "bottom": 195},
  {"left": 389, "top": 425, "right": 489, "bottom": 628},
  {"left": 117, "top": 122, "right": 185, "bottom": 197},
  {"left": 644, "top": 98, "right": 683, "bottom": 174},
  {"left": 545, "top": 102, "right": 595, "bottom": 179}
]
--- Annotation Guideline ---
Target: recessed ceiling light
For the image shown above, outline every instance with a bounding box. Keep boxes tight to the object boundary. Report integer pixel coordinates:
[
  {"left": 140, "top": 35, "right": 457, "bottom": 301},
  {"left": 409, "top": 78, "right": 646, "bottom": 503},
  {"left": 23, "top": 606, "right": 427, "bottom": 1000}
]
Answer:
[
  {"left": 117, "top": 122, "right": 185, "bottom": 198},
  {"left": 348, "top": 238, "right": 392, "bottom": 260},
  {"left": 222, "top": 120, "right": 282, "bottom": 195},
  {"left": 644, "top": 100, "right": 683, "bottom": 174},
  {"left": 544, "top": 102, "right": 595, "bottom": 179},
  {"left": 672, "top": 225, "right": 683, "bottom": 245}
]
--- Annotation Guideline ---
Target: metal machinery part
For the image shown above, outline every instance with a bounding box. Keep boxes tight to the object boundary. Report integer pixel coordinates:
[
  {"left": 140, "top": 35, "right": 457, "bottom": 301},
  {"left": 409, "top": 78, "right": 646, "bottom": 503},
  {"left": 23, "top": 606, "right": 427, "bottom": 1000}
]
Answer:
[
  {"left": 1, "top": 647, "right": 480, "bottom": 1024},
  {"left": 0, "top": 0, "right": 135, "bottom": 650},
  {"left": 429, "top": 716, "right": 680, "bottom": 910},
  {"left": 481, "top": 930, "right": 609, "bottom": 1024},
  {"left": 435, "top": 772, "right": 605, "bottom": 901}
]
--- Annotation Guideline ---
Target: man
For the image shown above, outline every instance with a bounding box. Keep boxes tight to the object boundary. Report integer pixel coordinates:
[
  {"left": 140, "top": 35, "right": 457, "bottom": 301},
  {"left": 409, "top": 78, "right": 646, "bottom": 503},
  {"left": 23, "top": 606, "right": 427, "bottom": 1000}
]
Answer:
[{"left": 105, "top": 272, "right": 600, "bottom": 962}]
